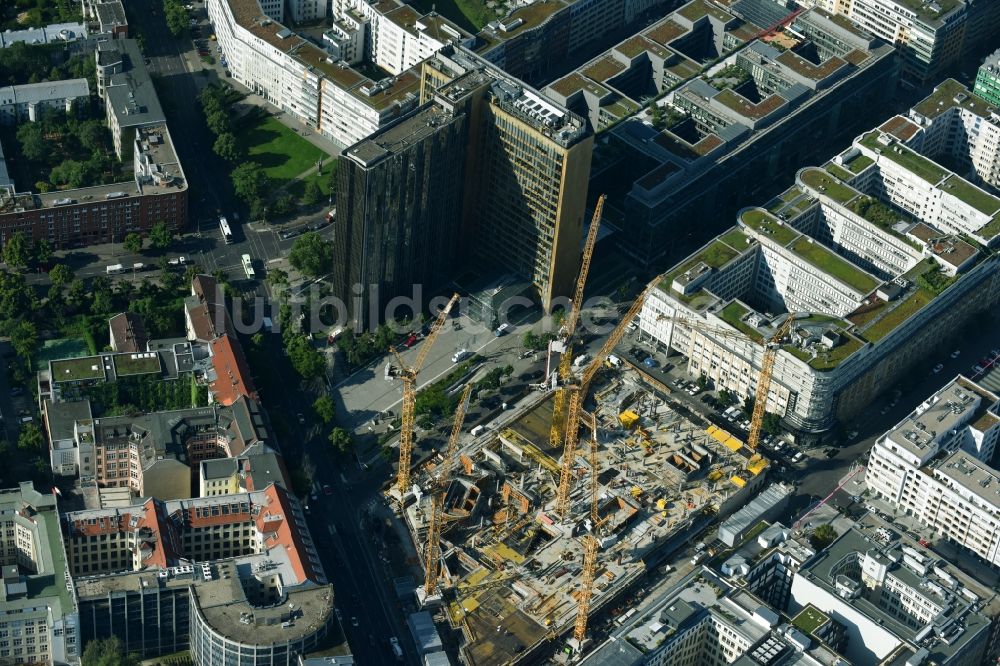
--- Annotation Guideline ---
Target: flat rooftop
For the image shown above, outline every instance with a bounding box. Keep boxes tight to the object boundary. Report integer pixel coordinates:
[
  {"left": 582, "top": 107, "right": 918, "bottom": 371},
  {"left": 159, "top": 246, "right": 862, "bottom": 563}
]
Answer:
[
  {"left": 343, "top": 103, "right": 461, "bottom": 167},
  {"left": 885, "top": 376, "right": 989, "bottom": 457}
]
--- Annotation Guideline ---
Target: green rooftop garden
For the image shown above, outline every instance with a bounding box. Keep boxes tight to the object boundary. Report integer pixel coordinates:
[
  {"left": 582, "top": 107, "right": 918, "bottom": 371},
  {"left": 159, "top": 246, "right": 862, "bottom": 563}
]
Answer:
[
  {"left": 719, "top": 228, "right": 752, "bottom": 251},
  {"left": 979, "top": 214, "right": 1000, "bottom": 240},
  {"left": 662, "top": 239, "right": 740, "bottom": 288},
  {"left": 863, "top": 288, "right": 933, "bottom": 342},
  {"left": 113, "top": 353, "right": 162, "bottom": 377},
  {"left": 793, "top": 605, "right": 830, "bottom": 634},
  {"left": 824, "top": 162, "right": 853, "bottom": 182},
  {"left": 941, "top": 175, "right": 1000, "bottom": 216},
  {"left": 740, "top": 208, "right": 799, "bottom": 245},
  {"left": 718, "top": 301, "right": 763, "bottom": 342},
  {"left": 790, "top": 238, "right": 879, "bottom": 293},
  {"left": 845, "top": 154, "right": 874, "bottom": 174},
  {"left": 51, "top": 356, "right": 105, "bottom": 382},
  {"left": 799, "top": 167, "right": 858, "bottom": 204},
  {"left": 847, "top": 197, "right": 922, "bottom": 250},
  {"left": 805, "top": 332, "right": 864, "bottom": 371},
  {"left": 859, "top": 132, "right": 947, "bottom": 184}
]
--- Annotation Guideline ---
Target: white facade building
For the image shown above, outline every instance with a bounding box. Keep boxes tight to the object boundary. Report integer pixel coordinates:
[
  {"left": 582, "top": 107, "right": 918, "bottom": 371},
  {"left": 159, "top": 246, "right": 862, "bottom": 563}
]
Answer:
[
  {"left": 903, "top": 79, "right": 1000, "bottom": 193},
  {"left": 0, "top": 79, "right": 90, "bottom": 125},
  {"left": 866, "top": 375, "right": 1000, "bottom": 565},
  {"left": 638, "top": 120, "right": 1000, "bottom": 436},
  {"left": 208, "top": 0, "right": 420, "bottom": 148}
]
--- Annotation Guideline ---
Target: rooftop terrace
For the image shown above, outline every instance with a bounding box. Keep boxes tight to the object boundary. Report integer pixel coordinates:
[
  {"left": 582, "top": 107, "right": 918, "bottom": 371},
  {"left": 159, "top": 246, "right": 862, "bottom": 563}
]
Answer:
[
  {"left": 789, "top": 237, "right": 879, "bottom": 293},
  {"left": 739, "top": 208, "right": 799, "bottom": 245},
  {"left": 912, "top": 78, "right": 995, "bottom": 121},
  {"left": 858, "top": 131, "right": 947, "bottom": 184}
]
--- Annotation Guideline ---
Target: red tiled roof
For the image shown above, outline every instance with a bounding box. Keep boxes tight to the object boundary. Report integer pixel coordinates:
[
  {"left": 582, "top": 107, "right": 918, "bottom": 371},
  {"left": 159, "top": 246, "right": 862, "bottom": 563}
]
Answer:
[
  {"left": 257, "top": 484, "right": 320, "bottom": 583},
  {"left": 192, "top": 274, "right": 221, "bottom": 306},
  {"left": 210, "top": 335, "right": 257, "bottom": 406}
]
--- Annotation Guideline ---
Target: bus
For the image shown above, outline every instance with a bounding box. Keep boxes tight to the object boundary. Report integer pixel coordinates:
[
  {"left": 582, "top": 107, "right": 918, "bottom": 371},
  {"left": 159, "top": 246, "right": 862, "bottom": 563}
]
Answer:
[
  {"left": 219, "top": 216, "right": 233, "bottom": 244},
  {"left": 241, "top": 254, "right": 255, "bottom": 279}
]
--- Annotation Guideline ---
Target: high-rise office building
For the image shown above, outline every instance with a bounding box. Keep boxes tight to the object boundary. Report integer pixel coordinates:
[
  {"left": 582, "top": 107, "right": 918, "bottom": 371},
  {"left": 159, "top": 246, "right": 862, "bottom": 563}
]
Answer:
[
  {"left": 336, "top": 105, "right": 468, "bottom": 326},
  {"left": 335, "top": 46, "right": 593, "bottom": 327}
]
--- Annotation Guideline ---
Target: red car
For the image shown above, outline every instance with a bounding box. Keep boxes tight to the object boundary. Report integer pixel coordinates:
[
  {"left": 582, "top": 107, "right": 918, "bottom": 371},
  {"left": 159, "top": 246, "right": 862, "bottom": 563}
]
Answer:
[{"left": 402, "top": 334, "right": 418, "bottom": 348}]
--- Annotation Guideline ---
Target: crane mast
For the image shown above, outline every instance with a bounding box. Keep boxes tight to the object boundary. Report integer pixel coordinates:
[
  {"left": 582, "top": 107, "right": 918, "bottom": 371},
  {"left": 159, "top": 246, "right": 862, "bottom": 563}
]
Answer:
[
  {"left": 548, "top": 196, "right": 605, "bottom": 467},
  {"left": 423, "top": 384, "right": 473, "bottom": 597},
  {"left": 390, "top": 293, "right": 460, "bottom": 498}
]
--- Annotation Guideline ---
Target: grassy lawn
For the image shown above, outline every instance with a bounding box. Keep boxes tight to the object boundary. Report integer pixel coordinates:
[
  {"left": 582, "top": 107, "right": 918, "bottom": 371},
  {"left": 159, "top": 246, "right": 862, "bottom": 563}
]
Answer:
[
  {"left": 790, "top": 238, "right": 878, "bottom": 293},
  {"left": 979, "top": 213, "right": 1000, "bottom": 240},
  {"left": 793, "top": 605, "right": 829, "bottom": 634},
  {"left": 51, "top": 356, "right": 105, "bottom": 382},
  {"left": 409, "top": 0, "right": 492, "bottom": 32},
  {"left": 236, "top": 114, "right": 330, "bottom": 188},
  {"left": 805, "top": 333, "right": 863, "bottom": 371},
  {"left": 845, "top": 154, "right": 873, "bottom": 174}
]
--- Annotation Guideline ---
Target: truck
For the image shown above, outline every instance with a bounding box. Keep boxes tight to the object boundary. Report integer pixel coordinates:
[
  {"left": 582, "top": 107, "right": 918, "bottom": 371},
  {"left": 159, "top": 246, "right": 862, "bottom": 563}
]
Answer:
[
  {"left": 389, "top": 637, "right": 403, "bottom": 660},
  {"left": 452, "top": 349, "right": 471, "bottom": 363},
  {"left": 106, "top": 264, "right": 124, "bottom": 274}
]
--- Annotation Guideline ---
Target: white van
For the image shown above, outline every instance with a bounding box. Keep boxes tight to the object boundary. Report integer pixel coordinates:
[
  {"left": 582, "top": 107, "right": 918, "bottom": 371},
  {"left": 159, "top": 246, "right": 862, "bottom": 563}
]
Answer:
[
  {"left": 452, "top": 349, "right": 471, "bottom": 363},
  {"left": 106, "top": 264, "right": 124, "bottom": 275},
  {"left": 470, "top": 425, "right": 486, "bottom": 437}
]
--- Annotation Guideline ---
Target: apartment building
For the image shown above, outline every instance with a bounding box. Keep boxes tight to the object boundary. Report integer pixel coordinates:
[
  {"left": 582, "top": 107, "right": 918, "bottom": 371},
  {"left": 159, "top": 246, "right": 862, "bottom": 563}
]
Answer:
[
  {"left": 96, "top": 39, "right": 166, "bottom": 160},
  {"left": 0, "top": 80, "right": 90, "bottom": 125},
  {"left": 788, "top": 520, "right": 997, "bottom": 665},
  {"left": 471, "top": 0, "right": 683, "bottom": 83},
  {"left": 0, "top": 482, "right": 79, "bottom": 666},
  {"left": 108, "top": 312, "right": 147, "bottom": 353},
  {"left": 335, "top": 46, "right": 592, "bottom": 324},
  {"left": 974, "top": 48, "right": 1000, "bottom": 108},
  {"left": 797, "top": 0, "right": 1000, "bottom": 84},
  {"left": 208, "top": 0, "right": 423, "bottom": 148},
  {"left": 0, "top": 122, "right": 188, "bottom": 249},
  {"left": 581, "top": 567, "right": 846, "bottom": 666},
  {"left": 330, "top": 0, "right": 472, "bottom": 75},
  {"left": 199, "top": 451, "right": 288, "bottom": 496},
  {"left": 638, "top": 118, "right": 1000, "bottom": 436},
  {"left": 570, "top": 6, "right": 897, "bottom": 269},
  {"left": 0, "top": 22, "right": 87, "bottom": 48},
  {"left": 865, "top": 375, "right": 1000, "bottom": 565},
  {"left": 67, "top": 484, "right": 333, "bottom": 665},
  {"left": 900, "top": 78, "right": 1000, "bottom": 193}
]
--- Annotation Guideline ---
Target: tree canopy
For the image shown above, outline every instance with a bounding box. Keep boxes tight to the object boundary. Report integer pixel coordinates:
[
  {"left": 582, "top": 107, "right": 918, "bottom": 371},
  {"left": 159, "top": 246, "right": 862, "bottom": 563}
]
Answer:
[
  {"left": 81, "top": 637, "right": 141, "bottom": 666},
  {"left": 288, "top": 232, "right": 333, "bottom": 278}
]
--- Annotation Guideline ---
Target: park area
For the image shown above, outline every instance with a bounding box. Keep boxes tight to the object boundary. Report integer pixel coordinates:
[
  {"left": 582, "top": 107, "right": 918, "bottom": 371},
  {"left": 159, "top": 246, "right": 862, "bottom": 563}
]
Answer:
[{"left": 236, "top": 113, "right": 330, "bottom": 191}]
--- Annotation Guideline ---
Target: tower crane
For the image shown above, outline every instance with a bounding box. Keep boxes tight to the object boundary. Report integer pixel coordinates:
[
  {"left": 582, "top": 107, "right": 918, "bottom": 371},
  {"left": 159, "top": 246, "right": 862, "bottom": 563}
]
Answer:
[
  {"left": 556, "top": 279, "right": 657, "bottom": 516},
  {"left": 655, "top": 312, "right": 795, "bottom": 451},
  {"left": 573, "top": 534, "right": 599, "bottom": 646},
  {"left": 423, "top": 383, "right": 473, "bottom": 598},
  {"left": 389, "top": 293, "right": 460, "bottom": 498},
  {"left": 549, "top": 195, "right": 605, "bottom": 475}
]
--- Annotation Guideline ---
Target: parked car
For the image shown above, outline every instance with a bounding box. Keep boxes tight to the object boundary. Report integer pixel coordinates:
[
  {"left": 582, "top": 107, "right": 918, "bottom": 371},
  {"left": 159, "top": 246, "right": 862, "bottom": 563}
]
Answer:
[
  {"left": 932, "top": 363, "right": 944, "bottom": 374},
  {"left": 951, "top": 349, "right": 961, "bottom": 358}
]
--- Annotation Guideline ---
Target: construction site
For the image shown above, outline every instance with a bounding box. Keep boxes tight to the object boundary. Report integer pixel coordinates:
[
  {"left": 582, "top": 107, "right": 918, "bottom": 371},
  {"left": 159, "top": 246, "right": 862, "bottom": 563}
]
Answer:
[{"left": 382, "top": 198, "right": 781, "bottom": 665}]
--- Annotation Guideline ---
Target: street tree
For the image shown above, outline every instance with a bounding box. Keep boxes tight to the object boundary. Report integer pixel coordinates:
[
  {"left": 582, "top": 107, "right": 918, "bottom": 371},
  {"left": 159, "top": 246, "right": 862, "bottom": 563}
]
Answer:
[
  {"left": 329, "top": 427, "right": 353, "bottom": 454},
  {"left": 213, "top": 132, "right": 244, "bottom": 162},
  {"left": 2, "top": 231, "right": 31, "bottom": 269},
  {"left": 231, "top": 163, "right": 269, "bottom": 203},
  {"left": 288, "top": 232, "right": 333, "bottom": 278},
  {"left": 123, "top": 232, "right": 143, "bottom": 254},
  {"left": 313, "top": 395, "right": 335, "bottom": 424},
  {"left": 34, "top": 238, "right": 52, "bottom": 266},
  {"left": 810, "top": 524, "right": 838, "bottom": 550},
  {"left": 149, "top": 222, "right": 173, "bottom": 249},
  {"left": 301, "top": 180, "right": 322, "bottom": 206},
  {"left": 82, "top": 636, "right": 141, "bottom": 666},
  {"left": 17, "top": 423, "right": 42, "bottom": 452},
  {"left": 9, "top": 320, "right": 38, "bottom": 367}
]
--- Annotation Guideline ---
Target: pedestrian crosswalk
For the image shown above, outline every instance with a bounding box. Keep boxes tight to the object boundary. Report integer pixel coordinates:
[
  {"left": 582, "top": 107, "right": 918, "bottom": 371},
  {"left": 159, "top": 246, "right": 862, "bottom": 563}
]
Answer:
[{"left": 975, "top": 365, "right": 1000, "bottom": 393}]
